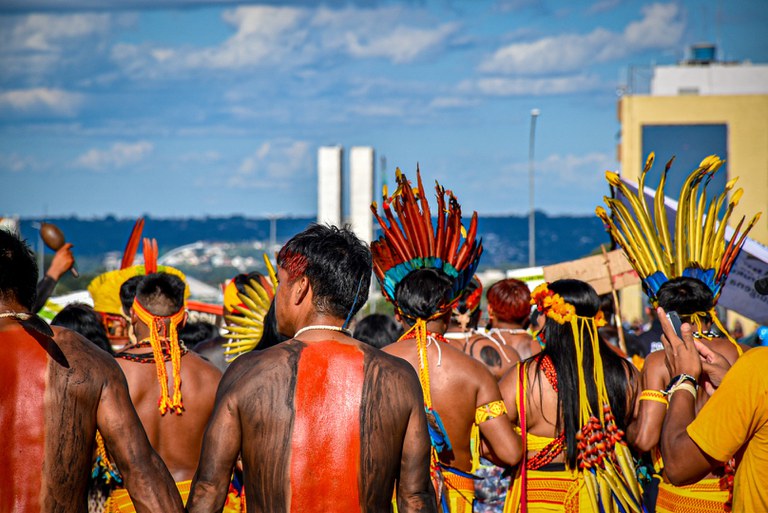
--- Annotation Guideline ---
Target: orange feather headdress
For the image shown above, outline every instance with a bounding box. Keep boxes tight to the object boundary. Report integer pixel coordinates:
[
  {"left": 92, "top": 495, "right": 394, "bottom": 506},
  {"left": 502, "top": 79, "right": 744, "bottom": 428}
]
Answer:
[{"left": 370, "top": 166, "right": 483, "bottom": 319}]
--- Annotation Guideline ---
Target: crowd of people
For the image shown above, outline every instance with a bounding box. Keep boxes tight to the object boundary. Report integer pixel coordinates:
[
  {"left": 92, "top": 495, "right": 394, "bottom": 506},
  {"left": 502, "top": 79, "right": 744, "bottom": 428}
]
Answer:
[{"left": 1, "top": 159, "right": 765, "bottom": 513}]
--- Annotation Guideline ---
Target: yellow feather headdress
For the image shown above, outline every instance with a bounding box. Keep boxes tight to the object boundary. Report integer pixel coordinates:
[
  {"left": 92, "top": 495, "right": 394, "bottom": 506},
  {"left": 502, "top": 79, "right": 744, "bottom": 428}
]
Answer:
[
  {"left": 597, "top": 153, "right": 761, "bottom": 307},
  {"left": 221, "top": 253, "right": 278, "bottom": 361}
]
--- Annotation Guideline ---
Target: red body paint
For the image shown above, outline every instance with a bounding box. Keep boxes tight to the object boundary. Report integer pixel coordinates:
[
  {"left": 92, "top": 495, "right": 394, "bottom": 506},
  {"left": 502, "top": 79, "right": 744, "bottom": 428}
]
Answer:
[
  {"left": 290, "top": 341, "right": 364, "bottom": 512},
  {"left": 0, "top": 324, "right": 48, "bottom": 512}
]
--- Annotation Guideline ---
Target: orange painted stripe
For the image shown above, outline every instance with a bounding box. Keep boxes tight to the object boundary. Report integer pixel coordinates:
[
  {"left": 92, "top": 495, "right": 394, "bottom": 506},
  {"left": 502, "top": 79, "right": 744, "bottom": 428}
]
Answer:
[
  {"left": 290, "top": 341, "right": 363, "bottom": 512},
  {"left": 0, "top": 325, "right": 48, "bottom": 512}
]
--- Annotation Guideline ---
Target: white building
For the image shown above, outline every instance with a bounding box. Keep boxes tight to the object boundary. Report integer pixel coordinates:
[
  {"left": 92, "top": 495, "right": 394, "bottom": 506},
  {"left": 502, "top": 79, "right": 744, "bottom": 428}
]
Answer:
[
  {"left": 349, "top": 146, "right": 375, "bottom": 244},
  {"left": 317, "top": 146, "right": 343, "bottom": 227}
]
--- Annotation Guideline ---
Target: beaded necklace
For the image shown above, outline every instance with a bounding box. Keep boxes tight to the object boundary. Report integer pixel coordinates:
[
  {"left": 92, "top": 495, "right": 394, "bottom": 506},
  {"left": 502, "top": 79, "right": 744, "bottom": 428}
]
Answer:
[
  {"left": 116, "top": 338, "right": 188, "bottom": 364},
  {"left": 526, "top": 355, "right": 566, "bottom": 470}
]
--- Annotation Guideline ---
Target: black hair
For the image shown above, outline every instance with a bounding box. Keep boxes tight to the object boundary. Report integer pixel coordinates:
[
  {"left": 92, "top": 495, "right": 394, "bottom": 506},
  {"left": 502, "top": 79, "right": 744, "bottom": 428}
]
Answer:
[
  {"left": 536, "top": 279, "right": 633, "bottom": 470},
  {"left": 135, "top": 272, "right": 186, "bottom": 316},
  {"left": 656, "top": 277, "right": 714, "bottom": 321},
  {"left": 120, "top": 275, "right": 144, "bottom": 316},
  {"left": 179, "top": 321, "right": 219, "bottom": 349},
  {"left": 277, "top": 224, "right": 372, "bottom": 320},
  {"left": 51, "top": 302, "right": 113, "bottom": 354},
  {"left": 257, "top": 301, "right": 289, "bottom": 350},
  {"left": 0, "top": 230, "right": 38, "bottom": 310},
  {"left": 394, "top": 268, "right": 453, "bottom": 322},
  {"left": 353, "top": 313, "right": 404, "bottom": 349},
  {"left": 234, "top": 272, "right": 266, "bottom": 294}
]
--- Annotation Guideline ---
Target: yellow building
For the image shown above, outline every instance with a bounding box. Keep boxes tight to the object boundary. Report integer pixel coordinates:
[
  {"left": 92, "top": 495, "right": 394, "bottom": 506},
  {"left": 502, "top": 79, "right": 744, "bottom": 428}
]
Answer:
[{"left": 617, "top": 50, "right": 768, "bottom": 328}]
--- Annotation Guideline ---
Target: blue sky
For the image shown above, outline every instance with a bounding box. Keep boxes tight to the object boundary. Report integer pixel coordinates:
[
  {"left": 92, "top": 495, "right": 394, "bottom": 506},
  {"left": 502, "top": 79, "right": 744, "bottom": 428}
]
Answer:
[{"left": 1, "top": 0, "right": 766, "bottom": 219}]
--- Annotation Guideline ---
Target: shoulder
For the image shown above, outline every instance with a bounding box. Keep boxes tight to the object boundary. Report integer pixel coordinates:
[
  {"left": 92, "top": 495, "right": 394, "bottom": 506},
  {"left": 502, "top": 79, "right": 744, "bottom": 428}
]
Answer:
[
  {"left": 706, "top": 338, "right": 742, "bottom": 364},
  {"left": 727, "top": 346, "right": 768, "bottom": 375},
  {"left": 184, "top": 351, "right": 224, "bottom": 378},
  {"left": 53, "top": 326, "right": 119, "bottom": 370},
  {"left": 52, "top": 326, "right": 125, "bottom": 389},
  {"left": 220, "top": 340, "right": 305, "bottom": 388}
]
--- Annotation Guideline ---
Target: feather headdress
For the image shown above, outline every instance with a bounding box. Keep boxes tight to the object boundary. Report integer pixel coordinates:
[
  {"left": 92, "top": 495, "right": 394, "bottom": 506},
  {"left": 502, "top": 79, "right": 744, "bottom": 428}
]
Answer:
[
  {"left": 221, "top": 253, "right": 278, "bottom": 361},
  {"left": 370, "top": 167, "right": 483, "bottom": 318},
  {"left": 597, "top": 153, "right": 761, "bottom": 343},
  {"left": 88, "top": 220, "right": 188, "bottom": 317}
]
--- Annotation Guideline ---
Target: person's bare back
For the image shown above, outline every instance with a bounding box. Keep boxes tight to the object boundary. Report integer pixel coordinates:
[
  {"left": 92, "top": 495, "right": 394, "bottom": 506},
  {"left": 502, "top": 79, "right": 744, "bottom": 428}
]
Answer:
[
  {"left": 188, "top": 336, "right": 435, "bottom": 513},
  {"left": 385, "top": 337, "right": 521, "bottom": 471},
  {"left": 117, "top": 351, "right": 221, "bottom": 481},
  {"left": 0, "top": 319, "right": 183, "bottom": 513},
  {"left": 465, "top": 330, "right": 522, "bottom": 380}
]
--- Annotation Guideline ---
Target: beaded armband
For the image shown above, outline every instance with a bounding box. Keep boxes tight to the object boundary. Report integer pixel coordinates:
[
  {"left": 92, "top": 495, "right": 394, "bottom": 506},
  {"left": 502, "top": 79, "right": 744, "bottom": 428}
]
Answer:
[
  {"left": 475, "top": 400, "right": 507, "bottom": 424},
  {"left": 638, "top": 389, "right": 668, "bottom": 405}
]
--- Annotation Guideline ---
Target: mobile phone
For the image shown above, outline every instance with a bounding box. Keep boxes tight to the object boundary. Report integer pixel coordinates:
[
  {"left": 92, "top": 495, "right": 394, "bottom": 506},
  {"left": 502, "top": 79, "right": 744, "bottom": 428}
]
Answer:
[{"left": 666, "top": 310, "right": 683, "bottom": 338}]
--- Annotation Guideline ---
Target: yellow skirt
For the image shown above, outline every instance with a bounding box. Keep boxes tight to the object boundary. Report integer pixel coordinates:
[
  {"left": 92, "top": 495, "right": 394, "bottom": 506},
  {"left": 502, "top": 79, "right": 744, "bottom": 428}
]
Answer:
[
  {"left": 656, "top": 478, "right": 729, "bottom": 513},
  {"left": 108, "top": 480, "right": 243, "bottom": 512},
  {"left": 109, "top": 480, "right": 191, "bottom": 512},
  {"left": 504, "top": 466, "right": 591, "bottom": 513},
  {"left": 442, "top": 471, "right": 475, "bottom": 513},
  {"left": 392, "top": 470, "right": 475, "bottom": 513}
]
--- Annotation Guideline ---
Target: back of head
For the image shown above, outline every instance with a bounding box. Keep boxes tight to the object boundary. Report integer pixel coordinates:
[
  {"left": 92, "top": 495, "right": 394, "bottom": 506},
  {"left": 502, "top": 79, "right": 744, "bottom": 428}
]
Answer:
[
  {"left": 394, "top": 268, "right": 453, "bottom": 322},
  {"left": 656, "top": 277, "right": 714, "bottom": 319},
  {"left": 353, "top": 313, "right": 403, "bottom": 349},
  {"left": 120, "top": 275, "right": 144, "bottom": 317},
  {"left": 487, "top": 278, "right": 531, "bottom": 324},
  {"left": 51, "top": 303, "right": 113, "bottom": 354},
  {"left": 178, "top": 321, "right": 219, "bottom": 348},
  {"left": 0, "top": 230, "right": 38, "bottom": 310},
  {"left": 543, "top": 279, "right": 601, "bottom": 367},
  {"left": 539, "top": 279, "right": 630, "bottom": 469},
  {"left": 277, "top": 224, "right": 372, "bottom": 320},
  {"left": 135, "top": 272, "right": 186, "bottom": 316}
]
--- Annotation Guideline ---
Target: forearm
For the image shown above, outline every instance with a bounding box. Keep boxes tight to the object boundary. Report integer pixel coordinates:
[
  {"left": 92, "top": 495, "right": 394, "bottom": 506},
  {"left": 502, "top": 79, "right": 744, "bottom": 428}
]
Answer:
[
  {"left": 660, "top": 390, "right": 712, "bottom": 485},
  {"left": 123, "top": 451, "right": 184, "bottom": 512},
  {"left": 186, "top": 478, "right": 231, "bottom": 513},
  {"left": 627, "top": 402, "right": 664, "bottom": 452},
  {"left": 396, "top": 489, "right": 438, "bottom": 513}
]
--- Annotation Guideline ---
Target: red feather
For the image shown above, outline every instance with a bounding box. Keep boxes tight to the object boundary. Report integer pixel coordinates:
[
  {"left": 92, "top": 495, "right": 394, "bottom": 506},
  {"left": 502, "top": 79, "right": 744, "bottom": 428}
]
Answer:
[{"left": 121, "top": 217, "right": 145, "bottom": 269}]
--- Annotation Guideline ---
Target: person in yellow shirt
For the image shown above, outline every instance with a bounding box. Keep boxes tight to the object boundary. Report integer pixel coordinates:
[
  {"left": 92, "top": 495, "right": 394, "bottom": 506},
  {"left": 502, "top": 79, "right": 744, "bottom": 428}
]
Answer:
[{"left": 658, "top": 307, "right": 768, "bottom": 513}]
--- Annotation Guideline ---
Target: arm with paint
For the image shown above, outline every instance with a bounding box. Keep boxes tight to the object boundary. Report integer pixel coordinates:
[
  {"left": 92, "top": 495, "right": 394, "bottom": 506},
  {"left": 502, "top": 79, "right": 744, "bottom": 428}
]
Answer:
[
  {"left": 97, "top": 357, "right": 184, "bottom": 513},
  {"left": 626, "top": 350, "right": 668, "bottom": 451},
  {"left": 186, "top": 367, "right": 243, "bottom": 513},
  {"left": 476, "top": 363, "right": 523, "bottom": 467},
  {"left": 397, "top": 367, "right": 439, "bottom": 513}
]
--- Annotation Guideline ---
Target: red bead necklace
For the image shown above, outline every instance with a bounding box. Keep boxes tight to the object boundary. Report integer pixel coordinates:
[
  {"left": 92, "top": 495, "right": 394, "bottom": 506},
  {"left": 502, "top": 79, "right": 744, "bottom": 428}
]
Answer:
[
  {"left": 116, "top": 339, "right": 188, "bottom": 364},
  {"left": 526, "top": 354, "right": 566, "bottom": 470}
]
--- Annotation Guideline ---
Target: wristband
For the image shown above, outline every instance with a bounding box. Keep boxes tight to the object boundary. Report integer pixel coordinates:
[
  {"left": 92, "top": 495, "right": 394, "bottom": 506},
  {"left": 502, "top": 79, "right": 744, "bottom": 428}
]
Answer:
[
  {"left": 666, "top": 382, "right": 697, "bottom": 401},
  {"left": 665, "top": 373, "right": 698, "bottom": 393}
]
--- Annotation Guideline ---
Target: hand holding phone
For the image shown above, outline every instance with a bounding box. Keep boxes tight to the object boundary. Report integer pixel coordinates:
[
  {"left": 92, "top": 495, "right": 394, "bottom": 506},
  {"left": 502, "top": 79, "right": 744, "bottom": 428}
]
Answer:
[{"left": 666, "top": 310, "right": 683, "bottom": 338}]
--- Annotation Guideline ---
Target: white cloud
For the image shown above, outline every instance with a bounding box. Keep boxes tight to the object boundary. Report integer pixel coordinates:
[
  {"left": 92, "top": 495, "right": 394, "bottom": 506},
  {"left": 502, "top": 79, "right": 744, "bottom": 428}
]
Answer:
[
  {"left": 0, "top": 13, "right": 119, "bottom": 81},
  {"left": 536, "top": 152, "right": 616, "bottom": 184},
  {"left": 2, "top": 13, "right": 111, "bottom": 52},
  {"left": 429, "top": 96, "right": 481, "bottom": 109},
  {"left": 0, "top": 88, "right": 83, "bottom": 116},
  {"left": 229, "top": 139, "right": 311, "bottom": 189},
  {"left": 343, "top": 22, "right": 459, "bottom": 64},
  {"left": 461, "top": 74, "right": 602, "bottom": 96},
  {"left": 0, "top": 152, "right": 45, "bottom": 173},
  {"left": 74, "top": 141, "right": 154, "bottom": 171},
  {"left": 479, "top": 2, "right": 684, "bottom": 75},
  {"left": 348, "top": 104, "right": 405, "bottom": 117},
  {"left": 111, "top": 5, "right": 459, "bottom": 76}
]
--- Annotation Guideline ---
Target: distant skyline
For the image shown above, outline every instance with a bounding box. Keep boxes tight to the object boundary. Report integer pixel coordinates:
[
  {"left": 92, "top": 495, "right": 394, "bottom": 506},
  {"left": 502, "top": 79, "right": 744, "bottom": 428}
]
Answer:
[{"left": 2, "top": 0, "right": 767, "bottom": 219}]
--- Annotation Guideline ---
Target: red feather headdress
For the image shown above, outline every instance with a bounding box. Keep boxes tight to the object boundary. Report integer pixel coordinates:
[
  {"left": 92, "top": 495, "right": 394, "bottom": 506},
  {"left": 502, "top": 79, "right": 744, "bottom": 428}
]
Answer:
[{"left": 370, "top": 166, "right": 483, "bottom": 318}]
